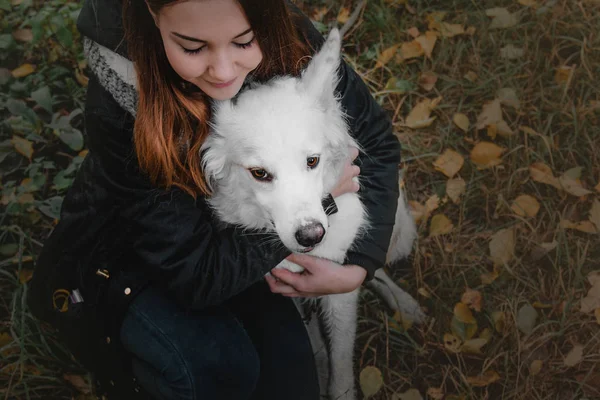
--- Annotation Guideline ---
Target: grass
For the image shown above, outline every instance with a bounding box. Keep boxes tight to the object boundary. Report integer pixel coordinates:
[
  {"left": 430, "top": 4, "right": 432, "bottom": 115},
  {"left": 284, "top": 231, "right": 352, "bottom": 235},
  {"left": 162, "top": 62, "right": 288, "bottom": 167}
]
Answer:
[{"left": 2, "top": 0, "right": 600, "bottom": 399}]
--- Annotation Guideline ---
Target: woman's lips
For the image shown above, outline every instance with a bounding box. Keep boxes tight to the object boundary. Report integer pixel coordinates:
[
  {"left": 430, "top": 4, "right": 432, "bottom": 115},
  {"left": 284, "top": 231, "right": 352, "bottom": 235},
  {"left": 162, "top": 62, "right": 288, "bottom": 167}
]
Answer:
[{"left": 209, "top": 78, "right": 236, "bottom": 88}]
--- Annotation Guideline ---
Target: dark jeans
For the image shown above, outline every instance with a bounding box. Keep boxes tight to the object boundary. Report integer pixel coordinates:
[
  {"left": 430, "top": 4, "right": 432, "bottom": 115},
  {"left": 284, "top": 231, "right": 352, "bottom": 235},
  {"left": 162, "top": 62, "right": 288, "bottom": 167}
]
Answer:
[{"left": 120, "top": 281, "right": 320, "bottom": 400}]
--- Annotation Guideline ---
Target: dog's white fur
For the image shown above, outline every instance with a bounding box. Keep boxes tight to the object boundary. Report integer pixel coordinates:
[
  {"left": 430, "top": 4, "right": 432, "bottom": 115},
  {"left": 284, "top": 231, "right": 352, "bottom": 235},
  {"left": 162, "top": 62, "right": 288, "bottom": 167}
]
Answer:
[{"left": 202, "top": 29, "right": 424, "bottom": 400}]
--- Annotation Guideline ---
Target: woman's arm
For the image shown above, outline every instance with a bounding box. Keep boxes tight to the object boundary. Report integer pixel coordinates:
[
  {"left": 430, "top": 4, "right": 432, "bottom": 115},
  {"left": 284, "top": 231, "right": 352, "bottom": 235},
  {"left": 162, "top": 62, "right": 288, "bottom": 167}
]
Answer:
[{"left": 84, "top": 76, "right": 291, "bottom": 310}]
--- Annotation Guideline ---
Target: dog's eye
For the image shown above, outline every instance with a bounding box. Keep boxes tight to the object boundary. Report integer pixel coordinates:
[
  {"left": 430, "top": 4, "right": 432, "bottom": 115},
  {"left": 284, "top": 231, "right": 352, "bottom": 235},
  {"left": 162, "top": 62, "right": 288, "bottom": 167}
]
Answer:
[
  {"left": 249, "top": 168, "right": 272, "bottom": 182},
  {"left": 307, "top": 156, "right": 320, "bottom": 169}
]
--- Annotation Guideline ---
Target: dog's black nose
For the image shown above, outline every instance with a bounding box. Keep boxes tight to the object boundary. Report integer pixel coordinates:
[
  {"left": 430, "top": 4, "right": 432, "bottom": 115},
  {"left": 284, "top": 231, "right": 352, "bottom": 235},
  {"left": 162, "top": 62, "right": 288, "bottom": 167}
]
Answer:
[{"left": 295, "top": 221, "right": 325, "bottom": 247}]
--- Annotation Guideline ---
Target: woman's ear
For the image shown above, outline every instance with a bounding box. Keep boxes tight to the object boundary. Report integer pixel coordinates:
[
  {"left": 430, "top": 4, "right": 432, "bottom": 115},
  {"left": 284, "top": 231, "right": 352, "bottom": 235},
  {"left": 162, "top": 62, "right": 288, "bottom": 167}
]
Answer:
[{"left": 145, "top": 1, "right": 159, "bottom": 27}]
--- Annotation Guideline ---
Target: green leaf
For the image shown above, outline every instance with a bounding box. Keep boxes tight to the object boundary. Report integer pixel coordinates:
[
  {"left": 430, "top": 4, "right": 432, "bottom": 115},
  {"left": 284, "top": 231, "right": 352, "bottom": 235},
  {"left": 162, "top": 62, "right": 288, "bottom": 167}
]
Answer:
[
  {"left": 52, "top": 170, "right": 73, "bottom": 192},
  {"left": 517, "top": 303, "right": 538, "bottom": 335},
  {"left": 57, "top": 128, "right": 84, "bottom": 152},
  {"left": 0, "top": 0, "right": 11, "bottom": 11},
  {"left": 37, "top": 196, "right": 63, "bottom": 220},
  {"left": 0, "top": 67, "right": 11, "bottom": 85},
  {"left": 6, "top": 99, "right": 38, "bottom": 125},
  {"left": 0, "top": 139, "right": 12, "bottom": 163},
  {"left": 56, "top": 25, "right": 73, "bottom": 48},
  {"left": 31, "top": 86, "right": 53, "bottom": 113},
  {"left": 0, "top": 244, "right": 18, "bottom": 257},
  {"left": 0, "top": 33, "right": 14, "bottom": 50}
]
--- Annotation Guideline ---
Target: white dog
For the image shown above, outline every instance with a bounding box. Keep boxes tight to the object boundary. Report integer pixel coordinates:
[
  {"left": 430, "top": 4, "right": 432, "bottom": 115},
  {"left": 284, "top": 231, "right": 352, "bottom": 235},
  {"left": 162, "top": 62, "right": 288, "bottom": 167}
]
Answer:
[{"left": 202, "top": 28, "right": 424, "bottom": 400}]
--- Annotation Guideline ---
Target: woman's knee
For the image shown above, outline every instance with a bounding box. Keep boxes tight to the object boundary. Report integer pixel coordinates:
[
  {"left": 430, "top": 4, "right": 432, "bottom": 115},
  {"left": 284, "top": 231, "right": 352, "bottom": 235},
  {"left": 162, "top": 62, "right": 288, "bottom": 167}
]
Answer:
[{"left": 120, "top": 287, "right": 261, "bottom": 399}]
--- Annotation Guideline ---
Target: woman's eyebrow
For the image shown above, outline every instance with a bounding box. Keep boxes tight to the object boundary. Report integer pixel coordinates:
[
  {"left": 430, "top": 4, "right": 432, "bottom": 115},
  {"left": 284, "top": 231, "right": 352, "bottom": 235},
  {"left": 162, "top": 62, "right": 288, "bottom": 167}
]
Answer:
[{"left": 171, "top": 28, "right": 253, "bottom": 43}]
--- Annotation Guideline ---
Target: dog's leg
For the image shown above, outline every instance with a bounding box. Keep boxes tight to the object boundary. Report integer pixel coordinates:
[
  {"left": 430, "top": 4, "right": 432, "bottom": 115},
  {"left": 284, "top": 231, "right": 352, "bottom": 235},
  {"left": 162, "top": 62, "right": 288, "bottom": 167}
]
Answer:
[
  {"left": 386, "top": 190, "right": 417, "bottom": 264},
  {"left": 320, "top": 291, "right": 359, "bottom": 400},
  {"left": 366, "top": 269, "right": 426, "bottom": 323}
]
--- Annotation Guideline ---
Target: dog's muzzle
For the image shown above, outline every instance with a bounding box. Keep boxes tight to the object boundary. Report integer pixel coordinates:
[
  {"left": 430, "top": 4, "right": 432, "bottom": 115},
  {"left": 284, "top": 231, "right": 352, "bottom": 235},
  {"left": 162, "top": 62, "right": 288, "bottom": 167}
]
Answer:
[{"left": 295, "top": 221, "right": 325, "bottom": 248}]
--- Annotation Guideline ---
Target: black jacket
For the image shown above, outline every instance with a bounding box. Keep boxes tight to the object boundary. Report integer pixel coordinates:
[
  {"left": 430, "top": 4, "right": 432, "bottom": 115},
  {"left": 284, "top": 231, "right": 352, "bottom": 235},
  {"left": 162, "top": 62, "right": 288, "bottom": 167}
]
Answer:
[{"left": 27, "top": 0, "right": 401, "bottom": 397}]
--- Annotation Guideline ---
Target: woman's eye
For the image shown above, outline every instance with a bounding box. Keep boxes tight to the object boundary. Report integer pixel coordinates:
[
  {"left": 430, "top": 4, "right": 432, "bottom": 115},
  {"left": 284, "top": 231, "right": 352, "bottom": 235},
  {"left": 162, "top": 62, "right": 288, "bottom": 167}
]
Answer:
[
  {"left": 307, "top": 156, "right": 320, "bottom": 169},
  {"left": 234, "top": 36, "right": 255, "bottom": 49},
  {"left": 182, "top": 46, "right": 205, "bottom": 55},
  {"left": 249, "top": 168, "right": 272, "bottom": 182}
]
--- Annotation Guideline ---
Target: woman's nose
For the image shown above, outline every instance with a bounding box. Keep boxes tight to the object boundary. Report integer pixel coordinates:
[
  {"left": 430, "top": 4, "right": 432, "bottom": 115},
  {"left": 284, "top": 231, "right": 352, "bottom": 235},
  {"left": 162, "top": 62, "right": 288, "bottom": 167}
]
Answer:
[{"left": 207, "top": 51, "right": 236, "bottom": 82}]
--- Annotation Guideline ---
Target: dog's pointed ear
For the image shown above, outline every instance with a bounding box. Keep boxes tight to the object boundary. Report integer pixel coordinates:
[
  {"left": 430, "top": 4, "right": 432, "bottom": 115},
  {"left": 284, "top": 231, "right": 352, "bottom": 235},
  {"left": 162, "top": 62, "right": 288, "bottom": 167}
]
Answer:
[{"left": 300, "top": 28, "right": 342, "bottom": 108}]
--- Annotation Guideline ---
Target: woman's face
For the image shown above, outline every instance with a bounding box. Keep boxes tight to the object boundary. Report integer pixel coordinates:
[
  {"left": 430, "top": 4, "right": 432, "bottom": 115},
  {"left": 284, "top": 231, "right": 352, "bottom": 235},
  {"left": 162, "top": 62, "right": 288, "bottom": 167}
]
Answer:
[{"left": 152, "top": 0, "right": 263, "bottom": 100}]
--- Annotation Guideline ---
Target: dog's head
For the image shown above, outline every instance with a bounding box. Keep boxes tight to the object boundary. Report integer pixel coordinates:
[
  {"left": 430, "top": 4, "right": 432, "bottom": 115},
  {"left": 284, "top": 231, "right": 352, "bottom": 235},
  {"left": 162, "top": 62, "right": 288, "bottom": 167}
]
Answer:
[{"left": 202, "top": 29, "right": 357, "bottom": 253}]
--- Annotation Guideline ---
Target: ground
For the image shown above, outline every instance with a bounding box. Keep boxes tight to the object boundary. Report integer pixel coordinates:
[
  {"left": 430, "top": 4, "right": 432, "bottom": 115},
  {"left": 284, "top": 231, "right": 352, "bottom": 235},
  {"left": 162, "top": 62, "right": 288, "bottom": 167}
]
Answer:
[{"left": 1, "top": 0, "right": 599, "bottom": 399}]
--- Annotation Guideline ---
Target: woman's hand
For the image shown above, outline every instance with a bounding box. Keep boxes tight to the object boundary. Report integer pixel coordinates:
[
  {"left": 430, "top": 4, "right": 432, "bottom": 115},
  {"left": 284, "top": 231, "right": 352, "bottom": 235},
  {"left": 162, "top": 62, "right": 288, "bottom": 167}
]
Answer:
[
  {"left": 330, "top": 147, "right": 360, "bottom": 198},
  {"left": 265, "top": 253, "right": 367, "bottom": 297}
]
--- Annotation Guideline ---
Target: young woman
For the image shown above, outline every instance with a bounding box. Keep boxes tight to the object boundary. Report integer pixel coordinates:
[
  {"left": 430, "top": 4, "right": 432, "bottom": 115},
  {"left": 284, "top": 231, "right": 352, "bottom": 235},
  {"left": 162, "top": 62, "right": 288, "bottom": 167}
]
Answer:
[{"left": 27, "top": 0, "right": 402, "bottom": 399}]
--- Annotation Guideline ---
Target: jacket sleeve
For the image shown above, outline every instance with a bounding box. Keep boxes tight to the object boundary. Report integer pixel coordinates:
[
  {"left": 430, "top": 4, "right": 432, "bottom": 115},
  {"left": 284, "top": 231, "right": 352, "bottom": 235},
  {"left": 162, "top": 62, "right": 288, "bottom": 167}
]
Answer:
[
  {"left": 290, "top": 6, "right": 401, "bottom": 280},
  {"left": 84, "top": 75, "right": 290, "bottom": 310}
]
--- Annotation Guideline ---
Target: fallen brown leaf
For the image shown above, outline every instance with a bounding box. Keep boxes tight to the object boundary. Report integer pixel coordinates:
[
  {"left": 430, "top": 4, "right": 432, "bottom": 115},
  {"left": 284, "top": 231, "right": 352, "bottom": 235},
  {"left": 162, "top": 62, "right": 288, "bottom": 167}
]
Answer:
[
  {"left": 418, "top": 71, "right": 437, "bottom": 91},
  {"left": 453, "top": 113, "right": 470, "bottom": 133},
  {"left": 470, "top": 142, "right": 505, "bottom": 169},
  {"left": 405, "top": 96, "right": 442, "bottom": 128},
  {"left": 446, "top": 177, "right": 466, "bottom": 204},
  {"left": 511, "top": 194, "right": 540, "bottom": 217},
  {"left": 433, "top": 149, "right": 464, "bottom": 178},
  {"left": 466, "top": 370, "right": 501, "bottom": 387},
  {"left": 564, "top": 344, "right": 584, "bottom": 367},
  {"left": 429, "top": 214, "right": 453, "bottom": 237},
  {"left": 377, "top": 45, "right": 399, "bottom": 68},
  {"left": 461, "top": 288, "right": 483, "bottom": 312},
  {"left": 489, "top": 227, "right": 515, "bottom": 266}
]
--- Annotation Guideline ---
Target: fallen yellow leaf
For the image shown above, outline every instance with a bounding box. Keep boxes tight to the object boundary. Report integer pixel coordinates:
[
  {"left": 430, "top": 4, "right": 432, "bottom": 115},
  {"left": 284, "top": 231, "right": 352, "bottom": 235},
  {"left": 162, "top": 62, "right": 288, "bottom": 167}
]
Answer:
[
  {"left": 336, "top": 7, "right": 350, "bottom": 24},
  {"left": 11, "top": 135, "right": 33, "bottom": 160},
  {"left": 470, "top": 142, "right": 505, "bottom": 169},
  {"left": 492, "top": 311, "right": 505, "bottom": 332},
  {"left": 405, "top": 97, "right": 442, "bottom": 128},
  {"left": 433, "top": 149, "right": 464, "bottom": 178},
  {"left": 311, "top": 6, "right": 328, "bottom": 22},
  {"left": 400, "top": 40, "right": 424, "bottom": 60},
  {"left": 464, "top": 71, "right": 478, "bottom": 82},
  {"left": 461, "top": 288, "right": 482, "bottom": 312},
  {"left": 439, "top": 23, "right": 465, "bottom": 37},
  {"left": 446, "top": 177, "right": 466, "bottom": 204},
  {"left": 489, "top": 227, "right": 515, "bottom": 266},
  {"left": 454, "top": 302, "right": 476, "bottom": 324},
  {"left": 529, "top": 162, "right": 560, "bottom": 188},
  {"left": 443, "top": 333, "right": 462, "bottom": 353},
  {"left": 429, "top": 213, "right": 453, "bottom": 237},
  {"left": 511, "top": 194, "right": 540, "bottom": 217},
  {"left": 519, "top": 0, "right": 537, "bottom": 6},
  {"left": 376, "top": 44, "right": 399, "bottom": 68},
  {"left": 407, "top": 26, "right": 420, "bottom": 38},
  {"left": 580, "top": 271, "right": 600, "bottom": 313},
  {"left": 476, "top": 99, "right": 503, "bottom": 130},
  {"left": 460, "top": 337, "right": 488, "bottom": 354},
  {"left": 415, "top": 31, "right": 437, "bottom": 59},
  {"left": 590, "top": 199, "right": 600, "bottom": 230},
  {"left": 426, "top": 12, "right": 447, "bottom": 31},
  {"left": 418, "top": 71, "right": 437, "bottom": 91},
  {"left": 560, "top": 219, "right": 598, "bottom": 234},
  {"left": 481, "top": 265, "right": 500, "bottom": 285},
  {"left": 486, "top": 7, "right": 518, "bottom": 29},
  {"left": 564, "top": 344, "right": 584, "bottom": 367},
  {"left": 453, "top": 113, "right": 470, "bottom": 132},
  {"left": 11, "top": 63, "right": 36, "bottom": 78},
  {"left": 426, "top": 387, "right": 444, "bottom": 400},
  {"left": 555, "top": 66, "right": 574, "bottom": 85},
  {"left": 530, "top": 360, "right": 543, "bottom": 376},
  {"left": 466, "top": 370, "right": 500, "bottom": 387},
  {"left": 19, "top": 269, "right": 34, "bottom": 284}
]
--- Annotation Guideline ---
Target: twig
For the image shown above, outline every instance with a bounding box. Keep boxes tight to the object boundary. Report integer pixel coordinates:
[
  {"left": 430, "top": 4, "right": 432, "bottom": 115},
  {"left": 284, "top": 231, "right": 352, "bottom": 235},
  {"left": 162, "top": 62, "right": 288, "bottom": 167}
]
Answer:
[{"left": 339, "top": 0, "right": 367, "bottom": 37}]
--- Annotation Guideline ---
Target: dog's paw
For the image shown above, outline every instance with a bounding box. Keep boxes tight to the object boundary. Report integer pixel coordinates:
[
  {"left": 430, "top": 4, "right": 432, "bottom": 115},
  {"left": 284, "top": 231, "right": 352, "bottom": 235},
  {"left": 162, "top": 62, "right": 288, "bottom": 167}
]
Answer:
[{"left": 274, "top": 259, "right": 305, "bottom": 273}]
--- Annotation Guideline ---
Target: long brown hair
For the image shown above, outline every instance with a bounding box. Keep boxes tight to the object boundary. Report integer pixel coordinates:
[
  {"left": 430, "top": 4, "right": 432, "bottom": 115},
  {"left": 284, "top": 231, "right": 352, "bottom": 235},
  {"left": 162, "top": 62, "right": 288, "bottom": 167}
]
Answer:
[{"left": 122, "top": 0, "right": 310, "bottom": 198}]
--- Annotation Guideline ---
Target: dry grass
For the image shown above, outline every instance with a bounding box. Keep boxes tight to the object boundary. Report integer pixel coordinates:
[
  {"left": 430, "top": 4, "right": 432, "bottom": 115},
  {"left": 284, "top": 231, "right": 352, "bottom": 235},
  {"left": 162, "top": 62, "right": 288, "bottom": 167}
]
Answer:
[{"left": 2, "top": 0, "right": 599, "bottom": 399}]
